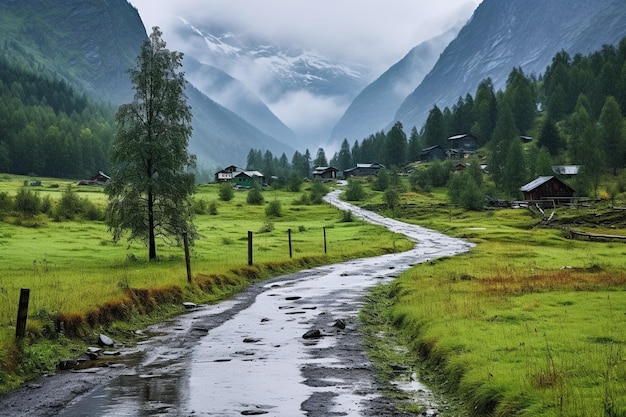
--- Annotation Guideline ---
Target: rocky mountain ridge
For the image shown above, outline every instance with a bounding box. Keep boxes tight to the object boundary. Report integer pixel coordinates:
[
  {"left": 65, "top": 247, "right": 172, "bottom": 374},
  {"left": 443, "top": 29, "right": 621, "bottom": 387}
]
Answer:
[{"left": 394, "top": 0, "right": 626, "bottom": 134}]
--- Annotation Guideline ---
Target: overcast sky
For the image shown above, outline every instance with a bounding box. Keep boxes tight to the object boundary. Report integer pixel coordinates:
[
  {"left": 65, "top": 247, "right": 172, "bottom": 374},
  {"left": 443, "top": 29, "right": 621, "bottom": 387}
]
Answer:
[
  {"left": 130, "top": 0, "right": 479, "bottom": 73},
  {"left": 128, "top": 0, "right": 480, "bottom": 147}
]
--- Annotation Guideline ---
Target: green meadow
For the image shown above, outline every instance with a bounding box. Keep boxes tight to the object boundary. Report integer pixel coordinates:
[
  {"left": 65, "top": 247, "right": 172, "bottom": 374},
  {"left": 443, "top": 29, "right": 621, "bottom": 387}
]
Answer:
[
  {"left": 0, "top": 174, "right": 412, "bottom": 392},
  {"left": 359, "top": 186, "right": 626, "bottom": 417}
]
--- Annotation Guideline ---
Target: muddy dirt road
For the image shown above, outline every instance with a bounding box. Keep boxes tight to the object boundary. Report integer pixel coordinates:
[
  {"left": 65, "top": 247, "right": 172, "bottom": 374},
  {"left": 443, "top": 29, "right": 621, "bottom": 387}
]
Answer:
[{"left": 0, "top": 191, "right": 472, "bottom": 416}]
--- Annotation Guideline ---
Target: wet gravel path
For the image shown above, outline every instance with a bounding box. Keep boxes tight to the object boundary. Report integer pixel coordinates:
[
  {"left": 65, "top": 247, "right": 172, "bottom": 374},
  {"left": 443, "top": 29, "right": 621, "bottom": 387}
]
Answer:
[{"left": 0, "top": 191, "right": 472, "bottom": 416}]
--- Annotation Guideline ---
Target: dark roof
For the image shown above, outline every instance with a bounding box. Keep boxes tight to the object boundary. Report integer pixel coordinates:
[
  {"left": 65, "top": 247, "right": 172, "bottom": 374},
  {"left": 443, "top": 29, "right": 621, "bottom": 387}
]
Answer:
[{"left": 519, "top": 176, "right": 554, "bottom": 192}]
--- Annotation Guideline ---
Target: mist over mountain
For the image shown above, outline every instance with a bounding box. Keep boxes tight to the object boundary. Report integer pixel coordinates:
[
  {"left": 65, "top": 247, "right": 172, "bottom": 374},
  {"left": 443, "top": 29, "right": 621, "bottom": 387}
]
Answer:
[
  {"left": 394, "top": 0, "right": 626, "bottom": 133},
  {"left": 169, "top": 17, "right": 373, "bottom": 147},
  {"left": 0, "top": 0, "right": 297, "bottom": 174},
  {"left": 328, "top": 21, "right": 466, "bottom": 146},
  {"left": 183, "top": 56, "right": 298, "bottom": 150}
]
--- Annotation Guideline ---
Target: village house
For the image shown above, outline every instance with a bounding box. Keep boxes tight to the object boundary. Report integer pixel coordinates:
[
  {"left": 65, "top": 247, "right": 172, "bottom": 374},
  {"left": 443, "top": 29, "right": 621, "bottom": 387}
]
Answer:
[
  {"left": 312, "top": 166, "right": 339, "bottom": 180},
  {"left": 214, "top": 165, "right": 245, "bottom": 182},
  {"left": 519, "top": 176, "right": 575, "bottom": 202},
  {"left": 78, "top": 171, "right": 110, "bottom": 186},
  {"left": 420, "top": 145, "right": 446, "bottom": 161},
  {"left": 343, "top": 163, "right": 384, "bottom": 178},
  {"left": 447, "top": 133, "right": 478, "bottom": 157},
  {"left": 232, "top": 170, "right": 265, "bottom": 188}
]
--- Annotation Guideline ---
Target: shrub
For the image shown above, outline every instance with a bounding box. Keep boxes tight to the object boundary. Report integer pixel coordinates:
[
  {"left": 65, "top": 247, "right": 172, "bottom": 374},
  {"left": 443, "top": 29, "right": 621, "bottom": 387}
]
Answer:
[
  {"left": 340, "top": 210, "right": 354, "bottom": 222},
  {"left": 259, "top": 221, "right": 274, "bottom": 233},
  {"left": 218, "top": 182, "right": 234, "bottom": 201},
  {"left": 247, "top": 184, "right": 264, "bottom": 205},
  {"left": 309, "top": 180, "right": 329, "bottom": 204},
  {"left": 193, "top": 198, "right": 209, "bottom": 214},
  {"left": 14, "top": 188, "right": 41, "bottom": 217},
  {"left": 265, "top": 199, "right": 282, "bottom": 217},
  {"left": 208, "top": 200, "right": 218, "bottom": 215},
  {"left": 384, "top": 187, "right": 400, "bottom": 210},
  {"left": 448, "top": 173, "right": 485, "bottom": 211},
  {"left": 372, "top": 168, "right": 390, "bottom": 191},
  {"left": 0, "top": 191, "right": 12, "bottom": 214},
  {"left": 345, "top": 179, "right": 365, "bottom": 201},
  {"left": 288, "top": 173, "right": 303, "bottom": 192},
  {"left": 54, "top": 185, "right": 81, "bottom": 219}
]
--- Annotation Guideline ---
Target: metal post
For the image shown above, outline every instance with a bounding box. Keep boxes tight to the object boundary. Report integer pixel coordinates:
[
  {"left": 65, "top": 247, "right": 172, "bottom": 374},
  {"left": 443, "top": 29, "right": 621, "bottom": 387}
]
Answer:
[
  {"left": 183, "top": 231, "right": 192, "bottom": 284},
  {"left": 248, "top": 231, "right": 253, "bottom": 265},
  {"left": 288, "top": 228, "right": 292, "bottom": 258},
  {"left": 16, "top": 288, "right": 30, "bottom": 340},
  {"left": 323, "top": 227, "right": 327, "bottom": 254}
]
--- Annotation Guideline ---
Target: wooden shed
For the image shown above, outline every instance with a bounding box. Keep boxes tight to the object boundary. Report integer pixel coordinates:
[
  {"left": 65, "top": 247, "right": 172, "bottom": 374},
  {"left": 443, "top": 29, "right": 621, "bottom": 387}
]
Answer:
[
  {"left": 312, "top": 166, "right": 338, "bottom": 180},
  {"left": 519, "top": 176, "right": 575, "bottom": 201},
  {"left": 448, "top": 133, "right": 478, "bottom": 155},
  {"left": 343, "top": 163, "right": 384, "bottom": 178},
  {"left": 420, "top": 145, "right": 446, "bottom": 161}
]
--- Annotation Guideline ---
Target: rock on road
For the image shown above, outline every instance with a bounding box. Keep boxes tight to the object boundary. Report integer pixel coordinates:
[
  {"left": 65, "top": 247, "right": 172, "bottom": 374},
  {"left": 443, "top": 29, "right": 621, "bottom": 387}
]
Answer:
[{"left": 0, "top": 190, "right": 473, "bottom": 417}]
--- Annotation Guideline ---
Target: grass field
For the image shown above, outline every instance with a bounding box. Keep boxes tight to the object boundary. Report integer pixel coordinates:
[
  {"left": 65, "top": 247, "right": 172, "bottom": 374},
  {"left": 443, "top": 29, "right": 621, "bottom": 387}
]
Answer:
[
  {"left": 0, "top": 174, "right": 412, "bottom": 391},
  {"left": 359, "top": 186, "right": 626, "bottom": 417}
]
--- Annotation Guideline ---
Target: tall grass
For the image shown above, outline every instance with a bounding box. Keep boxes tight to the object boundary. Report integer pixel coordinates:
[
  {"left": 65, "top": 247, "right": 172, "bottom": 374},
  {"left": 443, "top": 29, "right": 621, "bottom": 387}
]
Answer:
[
  {"left": 363, "top": 185, "right": 626, "bottom": 417},
  {"left": 0, "top": 175, "right": 412, "bottom": 391}
]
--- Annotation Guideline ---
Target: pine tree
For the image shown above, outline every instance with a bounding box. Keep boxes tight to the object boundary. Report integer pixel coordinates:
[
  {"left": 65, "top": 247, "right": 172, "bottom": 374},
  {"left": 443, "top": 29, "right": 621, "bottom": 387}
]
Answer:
[
  {"left": 599, "top": 96, "right": 626, "bottom": 174},
  {"left": 105, "top": 27, "right": 195, "bottom": 261}
]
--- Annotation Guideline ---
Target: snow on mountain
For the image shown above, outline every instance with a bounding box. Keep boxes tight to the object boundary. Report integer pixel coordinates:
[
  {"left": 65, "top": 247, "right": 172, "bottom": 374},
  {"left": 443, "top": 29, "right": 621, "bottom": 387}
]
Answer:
[{"left": 171, "top": 17, "right": 373, "bottom": 146}]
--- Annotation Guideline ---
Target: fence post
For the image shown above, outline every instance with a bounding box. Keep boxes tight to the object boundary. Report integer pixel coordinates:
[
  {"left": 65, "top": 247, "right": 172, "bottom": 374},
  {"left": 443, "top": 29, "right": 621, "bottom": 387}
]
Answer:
[
  {"left": 323, "top": 227, "right": 327, "bottom": 254},
  {"left": 248, "top": 231, "right": 253, "bottom": 265},
  {"left": 288, "top": 228, "right": 292, "bottom": 258},
  {"left": 183, "top": 231, "right": 192, "bottom": 284},
  {"left": 15, "top": 288, "right": 30, "bottom": 340}
]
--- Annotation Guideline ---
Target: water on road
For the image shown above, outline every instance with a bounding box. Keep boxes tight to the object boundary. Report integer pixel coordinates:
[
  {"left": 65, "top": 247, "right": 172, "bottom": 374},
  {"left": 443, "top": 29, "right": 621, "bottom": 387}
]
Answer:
[{"left": 51, "top": 191, "right": 473, "bottom": 416}]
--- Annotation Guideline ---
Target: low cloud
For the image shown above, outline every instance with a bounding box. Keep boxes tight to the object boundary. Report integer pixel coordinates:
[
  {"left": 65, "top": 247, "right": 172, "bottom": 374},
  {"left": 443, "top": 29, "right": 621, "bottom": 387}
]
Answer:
[{"left": 268, "top": 91, "right": 351, "bottom": 148}]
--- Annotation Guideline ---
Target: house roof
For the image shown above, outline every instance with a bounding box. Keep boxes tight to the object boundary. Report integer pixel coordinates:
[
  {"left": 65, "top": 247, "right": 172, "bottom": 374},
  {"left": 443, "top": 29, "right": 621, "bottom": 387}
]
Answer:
[
  {"left": 421, "top": 145, "right": 443, "bottom": 153},
  {"left": 312, "top": 166, "right": 337, "bottom": 174},
  {"left": 552, "top": 165, "right": 580, "bottom": 176},
  {"left": 448, "top": 133, "right": 476, "bottom": 141},
  {"left": 234, "top": 170, "right": 264, "bottom": 178},
  {"left": 519, "top": 176, "right": 555, "bottom": 192}
]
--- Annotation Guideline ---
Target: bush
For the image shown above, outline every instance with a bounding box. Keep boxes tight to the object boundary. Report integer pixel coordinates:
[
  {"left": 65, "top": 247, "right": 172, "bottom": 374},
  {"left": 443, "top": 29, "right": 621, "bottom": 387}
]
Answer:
[
  {"left": 372, "top": 168, "right": 390, "bottom": 191},
  {"left": 345, "top": 179, "right": 365, "bottom": 201},
  {"left": 259, "top": 221, "right": 274, "bottom": 233},
  {"left": 384, "top": 187, "right": 400, "bottom": 210},
  {"left": 309, "top": 180, "right": 329, "bottom": 204},
  {"left": 288, "top": 173, "right": 303, "bottom": 192},
  {"left": 340, "top": 210, "right": 354, "bottom": 222},
  {"left": 448, "top": 174, "right": 485, "bottom": 211},
  {"left": 218, "top": 182, "right": 234, "bottom": 201},
  {"left": 265, "top": 199, "right": 282, "bottom": 217},
  {"left": 208, "top": 200, "right": 218, "bottom": 215},
  {"left": 0, "top": 191, "right": 12, "bottom": 214},
  {"left": 14, "top": 188, "right": 41, "bottom": 217},
  {"left": 247, "top": 184, "right": 264, "bottom": 205},
  {"left": 55, "top": 185, "right": 81, "bottom": 219}
]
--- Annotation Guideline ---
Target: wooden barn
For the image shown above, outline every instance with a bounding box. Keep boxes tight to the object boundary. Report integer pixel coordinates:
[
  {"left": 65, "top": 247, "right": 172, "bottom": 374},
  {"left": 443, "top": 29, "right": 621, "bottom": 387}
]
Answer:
[
  {"left": 343, "top": 163, "right": 384, "bottom": 178},
  {"left": 519, "top": 176, "right": 575, "bottom": 201},
  {"left": 420, "top": 145, "right": 446, "bottom": 161},
  {"left": 448, "top": 133, "right": 478, "bottom": 156},
  {"left": 312, "top": 166, "right": 338, "bottom": 180}
]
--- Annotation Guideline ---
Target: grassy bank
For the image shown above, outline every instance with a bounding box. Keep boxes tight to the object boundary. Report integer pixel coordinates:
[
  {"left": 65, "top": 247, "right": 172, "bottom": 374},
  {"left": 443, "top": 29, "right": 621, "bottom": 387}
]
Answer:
[
  {"left": 360, "top": 188, "right": 626, "bottom": 416},
  {"left": 0, "top": 174, "right": 412, "bottom": 392}
]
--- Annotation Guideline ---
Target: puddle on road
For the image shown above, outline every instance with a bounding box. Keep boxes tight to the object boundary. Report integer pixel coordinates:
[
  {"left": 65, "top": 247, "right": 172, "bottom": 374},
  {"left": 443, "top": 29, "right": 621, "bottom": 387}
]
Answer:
[{"left": 55, "top": 192, "right": 473, "bottom": 416}]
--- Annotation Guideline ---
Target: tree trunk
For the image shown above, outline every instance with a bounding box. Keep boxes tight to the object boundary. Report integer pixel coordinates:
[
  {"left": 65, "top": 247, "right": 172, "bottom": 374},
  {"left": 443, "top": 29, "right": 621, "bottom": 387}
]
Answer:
[{"left": 148, "top": 191, "right": 156, "bottom": 260}]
